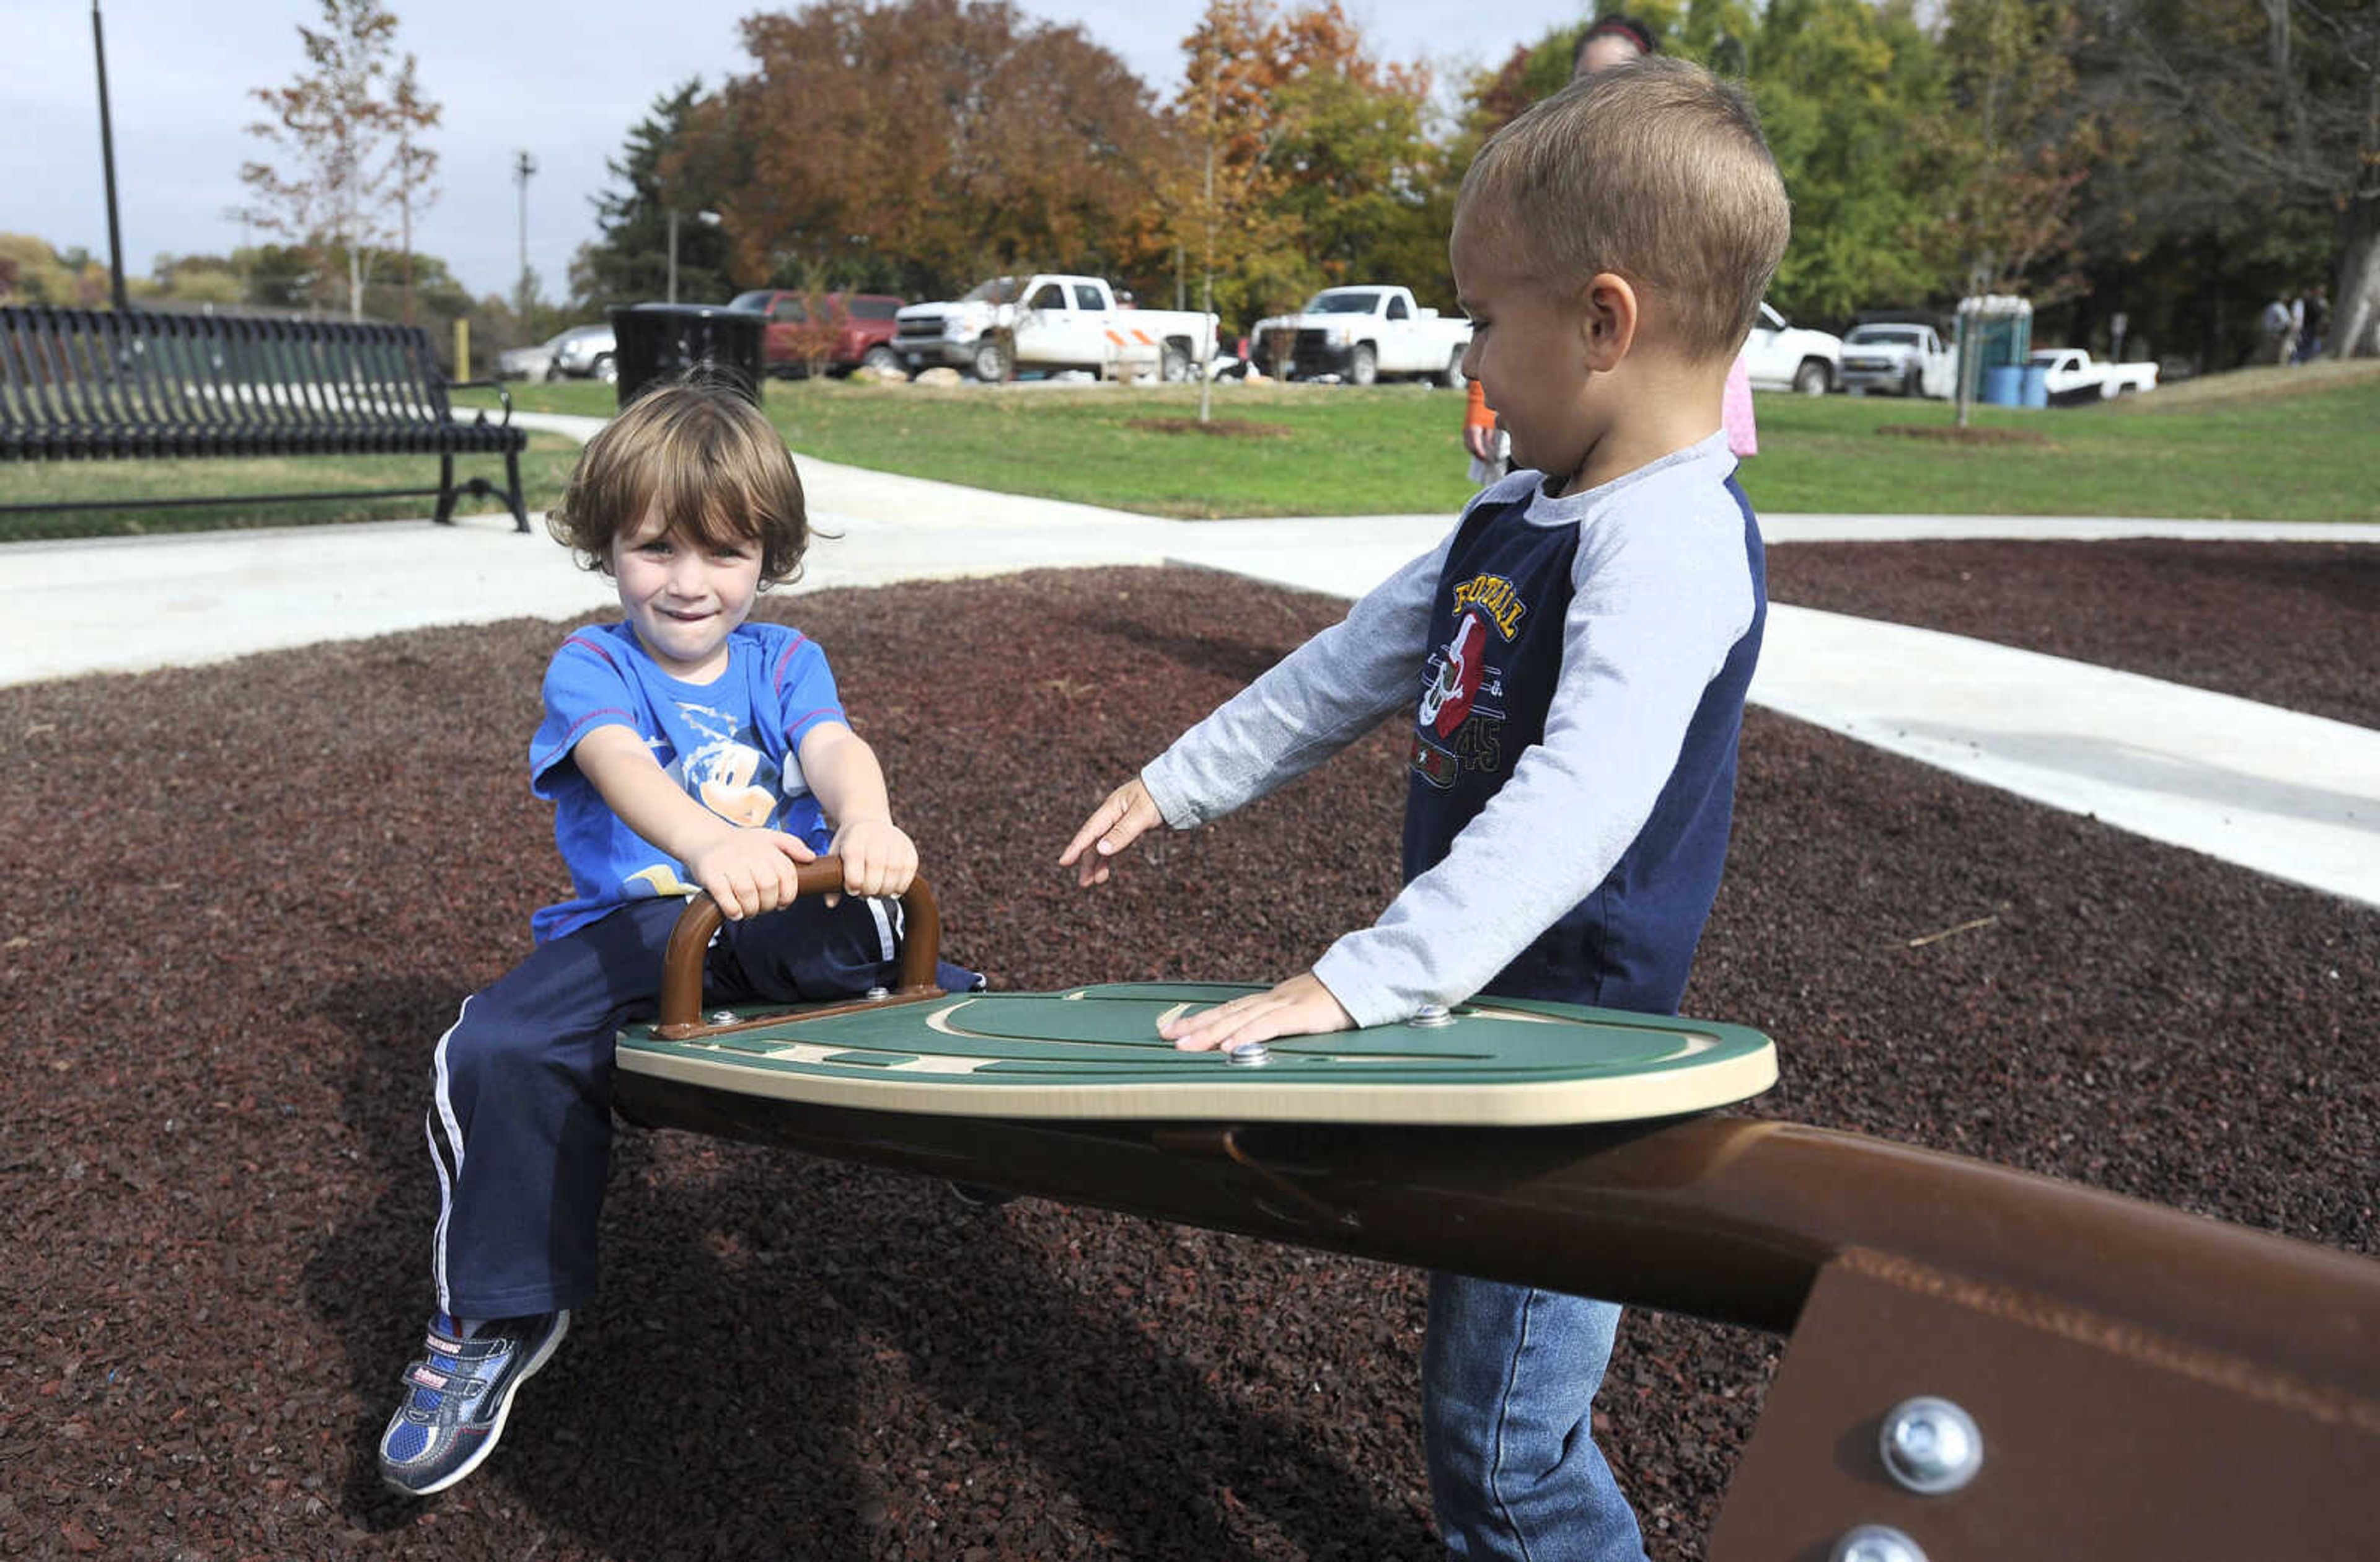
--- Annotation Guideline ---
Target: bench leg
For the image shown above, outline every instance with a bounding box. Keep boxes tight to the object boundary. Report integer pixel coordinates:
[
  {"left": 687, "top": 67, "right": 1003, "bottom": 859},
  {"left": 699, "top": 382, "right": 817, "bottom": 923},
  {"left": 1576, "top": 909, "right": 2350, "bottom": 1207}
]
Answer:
[
  {"left": 503, "top": 449, "right": 529, "bottom": 534},
  {"left": 433, "top": 454, "right": 459, "bottom": 526}
]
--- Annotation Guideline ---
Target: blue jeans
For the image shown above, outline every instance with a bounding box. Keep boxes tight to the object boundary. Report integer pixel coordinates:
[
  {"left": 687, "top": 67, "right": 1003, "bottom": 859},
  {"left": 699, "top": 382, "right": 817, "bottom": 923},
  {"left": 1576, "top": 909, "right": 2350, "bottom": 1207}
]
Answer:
[{"left": 1422, "top": 1273, "right": 1647, "bottom": 1562}]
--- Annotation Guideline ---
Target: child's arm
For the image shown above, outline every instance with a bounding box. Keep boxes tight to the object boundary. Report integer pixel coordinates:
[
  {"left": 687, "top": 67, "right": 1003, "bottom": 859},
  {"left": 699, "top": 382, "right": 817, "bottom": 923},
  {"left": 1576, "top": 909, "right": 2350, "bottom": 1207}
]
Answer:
[
  {"left": 1461, "top": 377, "right": 1497, "bottom": 462},
  {"left": 1160, "top": 971, "right": 1354, "bottom": 1051},
  {"left": 1308, "top": 509, "right": 1758, "bottom": 1030},
  {"left": 1176, "top": 491, "right": 1758, "bottom": 1050},
  {"left": 573, "top": 726, "right": 814, "bottom": 920},
  {"left": 795, "top": 720, "right": 917, "bottom": 901},
  {"left": 1060, "top": 537, "right": 1453, "bottom": 885},
  {"left": 1059, "top": 776, "right": 1164, "bottom": 887}
]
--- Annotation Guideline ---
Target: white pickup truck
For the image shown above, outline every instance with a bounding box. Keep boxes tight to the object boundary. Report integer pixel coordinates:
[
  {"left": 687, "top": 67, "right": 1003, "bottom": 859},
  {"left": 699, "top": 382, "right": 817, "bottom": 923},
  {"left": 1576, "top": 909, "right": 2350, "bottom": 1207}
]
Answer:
[
  {"left": 892, "top": 275, "right": 1217, "bottom": 382},
  {"left": 1838, "top": 321, "right": 1957, "bottom": 398},
  {"left": 1251, "top": 285, "right": 1471, "bottom": 386},
  {"left": 2030, "top": 348, "right": 2159, "bottom": 404},
  {"left": 1742, "top": 301, "right": 1842, "bottom": 395}
]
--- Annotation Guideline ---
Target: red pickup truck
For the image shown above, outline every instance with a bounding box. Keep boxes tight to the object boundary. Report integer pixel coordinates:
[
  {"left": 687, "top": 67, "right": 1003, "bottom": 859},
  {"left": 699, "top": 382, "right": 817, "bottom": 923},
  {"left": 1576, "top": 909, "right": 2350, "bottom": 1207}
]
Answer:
[{"left": 728, "top": 290, "right": 907, "bottom": 377}]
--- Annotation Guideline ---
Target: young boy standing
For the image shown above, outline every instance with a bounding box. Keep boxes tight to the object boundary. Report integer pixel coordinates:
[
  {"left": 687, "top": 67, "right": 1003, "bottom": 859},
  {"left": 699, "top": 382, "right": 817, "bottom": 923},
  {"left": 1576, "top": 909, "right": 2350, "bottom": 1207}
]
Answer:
[
  {"left": 377, "top": 382, "right": 939, "bottom": 1496},
  {"left": 1062, "top": 59, "right": 1790, "bottom": 1561}
]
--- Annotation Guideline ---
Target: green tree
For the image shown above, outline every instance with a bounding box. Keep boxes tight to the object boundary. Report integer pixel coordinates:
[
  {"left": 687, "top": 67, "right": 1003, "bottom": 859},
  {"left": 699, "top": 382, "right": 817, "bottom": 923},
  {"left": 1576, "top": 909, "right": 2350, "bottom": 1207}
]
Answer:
[
  {"left": 1747, "top": 0, "right": 1949, "bottom": 321},
  {"left": 237, "top": 0, "right": 440, "bottom": 320},
  {"left": 2081, "top": 0, "right": 2380, "bottom": 358},
  {"left": 1135, "top": 0, "right": 1447, "bottom": 332},
  {"left": 569, "top": 80, "right": 738, "bottom": 311},
  {"left": 0, "top": 234, "right": 111, "bottom": 306},
  {"left": 1924, "top": 0, "right": 2092, "bottom": 305},
  {"left": 1263, "top": 6, "right": 1447, "bottom": 304}
]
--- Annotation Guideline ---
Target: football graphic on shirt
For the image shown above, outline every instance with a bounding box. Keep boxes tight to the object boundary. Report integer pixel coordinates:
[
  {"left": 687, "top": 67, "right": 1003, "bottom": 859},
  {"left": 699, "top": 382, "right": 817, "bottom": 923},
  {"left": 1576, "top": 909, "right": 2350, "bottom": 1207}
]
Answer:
[{"left": 1419, "top": 611, "right": 1489, "bottom": 736}]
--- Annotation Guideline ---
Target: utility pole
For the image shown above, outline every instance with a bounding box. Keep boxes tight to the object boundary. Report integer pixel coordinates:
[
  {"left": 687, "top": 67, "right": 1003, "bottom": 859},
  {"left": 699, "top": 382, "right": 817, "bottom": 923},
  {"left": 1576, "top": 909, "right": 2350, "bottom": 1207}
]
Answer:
[
  {"left": 91, "top": 0, "right": 128, "bottom": 311},
  {"left": 1197, "top": 50, "right": 1217, "bottom": 425},
  {"left": 513, "top": 149, "right": 537, "bottom": 321}
]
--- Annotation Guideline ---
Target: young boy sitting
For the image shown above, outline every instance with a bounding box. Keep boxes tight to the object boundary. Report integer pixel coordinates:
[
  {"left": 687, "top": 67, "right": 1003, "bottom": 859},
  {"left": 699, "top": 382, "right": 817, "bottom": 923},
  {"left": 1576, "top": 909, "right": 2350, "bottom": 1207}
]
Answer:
[
  {"left": 1062, "top": 58, "right": 1790, "bottom": 1561},
  {"left": 378, "top": 379, "right": 950, "bottom": 1496}
]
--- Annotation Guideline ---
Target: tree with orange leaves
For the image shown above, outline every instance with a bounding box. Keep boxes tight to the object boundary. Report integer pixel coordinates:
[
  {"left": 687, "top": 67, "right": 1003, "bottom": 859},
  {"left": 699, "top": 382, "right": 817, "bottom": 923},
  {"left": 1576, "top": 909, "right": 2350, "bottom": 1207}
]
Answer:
[
  {"left": 691, "top": 0, "right": 1164, "bottom": 299},
  {"left": 1132, "top": 1, "right": 1448, "bottom": 333}
]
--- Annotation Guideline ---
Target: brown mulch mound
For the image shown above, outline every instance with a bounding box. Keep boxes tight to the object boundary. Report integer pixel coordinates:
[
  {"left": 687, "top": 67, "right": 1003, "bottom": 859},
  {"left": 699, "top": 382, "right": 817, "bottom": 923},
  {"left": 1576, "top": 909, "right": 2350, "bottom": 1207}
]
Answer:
[
  {"left": 1768, "top": 537, "right": 2380, "bottom": 730},
  {"left": 1125, "top": 417, "right": 1295, "bottom": 438},
  {"left": 1872, "top": 423, "right": 2052, "bottom": 447},
  {"left": 4, "top": 551, "right": 2374, "bottom": 1560}
]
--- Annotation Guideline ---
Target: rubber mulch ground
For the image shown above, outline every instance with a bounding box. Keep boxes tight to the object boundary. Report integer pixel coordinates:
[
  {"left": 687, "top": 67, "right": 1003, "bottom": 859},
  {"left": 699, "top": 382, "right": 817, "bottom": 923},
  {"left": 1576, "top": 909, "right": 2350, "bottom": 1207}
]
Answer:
[{"left": 3, "top": 542, "right": 2374, "bottom": 1560}]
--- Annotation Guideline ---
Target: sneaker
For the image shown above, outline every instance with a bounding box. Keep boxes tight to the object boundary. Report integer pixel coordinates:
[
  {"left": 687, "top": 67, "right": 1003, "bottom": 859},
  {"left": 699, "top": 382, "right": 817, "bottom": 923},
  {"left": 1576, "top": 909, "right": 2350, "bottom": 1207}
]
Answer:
[{"left": 376, "top": 1310, "right": 569, "bottom": 1496}]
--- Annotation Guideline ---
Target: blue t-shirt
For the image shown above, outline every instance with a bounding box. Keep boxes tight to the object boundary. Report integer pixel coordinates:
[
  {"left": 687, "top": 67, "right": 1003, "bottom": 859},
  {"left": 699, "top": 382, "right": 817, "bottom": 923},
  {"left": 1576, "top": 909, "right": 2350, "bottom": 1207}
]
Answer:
[{"left": 527, "top": 620, "right": 846, "bottom": 943}]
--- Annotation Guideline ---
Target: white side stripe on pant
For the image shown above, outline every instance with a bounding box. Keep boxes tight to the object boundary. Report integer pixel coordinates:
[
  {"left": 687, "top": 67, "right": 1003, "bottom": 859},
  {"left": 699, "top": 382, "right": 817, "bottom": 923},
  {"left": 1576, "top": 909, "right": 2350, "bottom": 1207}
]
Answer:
[{"left": 426, "top": 993, "right": 473, "bottom": 1315}]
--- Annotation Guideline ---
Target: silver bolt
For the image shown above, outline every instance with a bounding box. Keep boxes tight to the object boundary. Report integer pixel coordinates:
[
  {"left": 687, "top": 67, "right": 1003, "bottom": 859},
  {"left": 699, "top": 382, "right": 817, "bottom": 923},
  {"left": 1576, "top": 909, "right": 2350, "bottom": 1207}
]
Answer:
[
  {"left": 1225, "top": 1041, "right": 1271, "bottom": 1067},
  {"left": 1408, "top": 1004, "right": 1455, "bottom": 1028},
  {"left": 1830, "top": 1525, "right": 1926, "bottom": 1562},
  {"left": 865, "top": 986, "right": 890, "bottom": 1000},
  {"left": 708, "top": 1010, "right": 738, "bottom": 1025},
  {"left": 1880, "top": 1396, "right": 1983, "bottom": 1494}
]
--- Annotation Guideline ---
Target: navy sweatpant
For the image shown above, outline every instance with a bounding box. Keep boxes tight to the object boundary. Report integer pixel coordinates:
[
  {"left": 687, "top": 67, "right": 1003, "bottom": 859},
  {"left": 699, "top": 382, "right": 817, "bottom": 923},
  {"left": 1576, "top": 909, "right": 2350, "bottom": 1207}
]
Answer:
[{"left": 423, "top": 893, "right": 904, "bottom": 1319}]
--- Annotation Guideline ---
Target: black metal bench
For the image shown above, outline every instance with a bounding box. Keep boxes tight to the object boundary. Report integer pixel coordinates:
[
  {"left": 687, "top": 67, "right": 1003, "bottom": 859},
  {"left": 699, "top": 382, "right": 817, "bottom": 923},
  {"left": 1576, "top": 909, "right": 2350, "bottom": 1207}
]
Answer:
[{"left": 0, "top": 305, "right": 530, "bottom": 531}]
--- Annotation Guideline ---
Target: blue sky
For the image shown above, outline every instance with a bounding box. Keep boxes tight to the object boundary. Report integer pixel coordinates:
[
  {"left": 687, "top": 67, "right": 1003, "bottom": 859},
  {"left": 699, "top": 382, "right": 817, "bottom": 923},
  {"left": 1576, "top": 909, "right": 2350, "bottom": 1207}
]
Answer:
[{"left": 4, "top": 0, "right": 1597, "bottom": 305}]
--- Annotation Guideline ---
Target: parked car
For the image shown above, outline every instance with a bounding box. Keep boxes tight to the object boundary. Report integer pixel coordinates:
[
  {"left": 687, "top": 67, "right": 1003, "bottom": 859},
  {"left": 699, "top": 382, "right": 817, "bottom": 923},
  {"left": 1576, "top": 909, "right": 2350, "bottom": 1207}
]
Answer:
[
  {"left": 894, "top": 274, "right": 1217, "bottom": 382},
  {"left": 2029, "top": 347, "right": 2159, "bottom": 405},
  {"left": 494, "top": 331, "right": 564, "bottom": 382},
  {"left": 1839, "top": 321, "right": 1956, "bottom": 398},
  {"left": 728, "top": 289, "right": 907, "bottom": 377},
  {"left": 1250, "top": 285, "right": 1472, "bottom": 386},
  {"left": 544, "top": 324, "right": 618, "bottom": 384},
  {"left": 1742, "top": 302, "right": 1841, "bottom": 395}
]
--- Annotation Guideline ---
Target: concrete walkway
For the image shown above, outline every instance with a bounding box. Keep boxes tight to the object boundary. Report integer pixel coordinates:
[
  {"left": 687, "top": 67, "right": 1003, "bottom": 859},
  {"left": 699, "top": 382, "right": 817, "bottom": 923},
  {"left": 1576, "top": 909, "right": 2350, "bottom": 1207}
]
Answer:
[{"left": 6, "top": 430, "right": 2374, "bottom": 910}]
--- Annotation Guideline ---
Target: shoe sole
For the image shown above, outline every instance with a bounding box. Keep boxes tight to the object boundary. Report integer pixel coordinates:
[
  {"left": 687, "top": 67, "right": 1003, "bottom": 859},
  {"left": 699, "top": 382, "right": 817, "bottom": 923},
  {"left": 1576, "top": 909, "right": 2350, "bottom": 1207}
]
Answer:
[{"left": 382, "top": 1310, "right": 571, "bottom": 1498}]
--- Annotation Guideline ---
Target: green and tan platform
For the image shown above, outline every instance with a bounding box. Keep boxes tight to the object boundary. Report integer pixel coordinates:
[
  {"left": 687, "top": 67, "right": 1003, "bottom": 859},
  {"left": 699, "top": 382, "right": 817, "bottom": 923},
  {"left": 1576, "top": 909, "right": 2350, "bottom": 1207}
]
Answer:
[
  {"left": 609, "top": 874, "right": 2380, "bottom": 1561},
  {"left": 617, "top": 980, "right": 1778, "bottom": 1124}
]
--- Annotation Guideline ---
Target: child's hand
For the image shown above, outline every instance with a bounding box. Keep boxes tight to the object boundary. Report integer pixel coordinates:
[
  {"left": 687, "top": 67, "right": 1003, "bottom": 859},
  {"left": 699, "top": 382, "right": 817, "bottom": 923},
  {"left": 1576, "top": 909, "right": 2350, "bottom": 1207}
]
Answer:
[
  {"left": 827, "top": 816, "right": 917, "bottom": 905},
  {"left": 1160, "top": 971, "right": 1354, "bottom": 1054},
  {"left": 1060, "top": 778, "right": 1163, "bottom": 886},
  {"left": 686, "top": 828, "right": 816, "bottom": 920}
]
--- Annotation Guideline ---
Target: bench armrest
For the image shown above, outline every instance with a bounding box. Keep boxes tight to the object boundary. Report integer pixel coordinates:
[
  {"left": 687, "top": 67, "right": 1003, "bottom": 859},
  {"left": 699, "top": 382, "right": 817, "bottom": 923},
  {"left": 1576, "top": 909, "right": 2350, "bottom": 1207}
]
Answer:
[{"left": 447, "top": 379, "right": 514, "bottom": 426}]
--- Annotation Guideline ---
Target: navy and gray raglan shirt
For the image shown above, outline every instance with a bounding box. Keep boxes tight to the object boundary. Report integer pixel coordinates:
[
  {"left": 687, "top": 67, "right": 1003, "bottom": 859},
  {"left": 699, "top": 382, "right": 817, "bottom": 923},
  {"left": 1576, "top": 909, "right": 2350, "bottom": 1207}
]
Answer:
[{"left": 1139, "top": 430, "right": 1765, "bottom": 1025}]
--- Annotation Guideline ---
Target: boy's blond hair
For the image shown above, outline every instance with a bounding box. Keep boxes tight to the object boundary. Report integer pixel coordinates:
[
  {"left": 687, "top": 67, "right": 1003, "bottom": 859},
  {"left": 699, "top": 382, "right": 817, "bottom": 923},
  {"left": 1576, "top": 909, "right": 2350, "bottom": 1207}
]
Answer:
[
  {"left": 1458, "top": 56, "right": 1790, "bottom": 363},
  {"left": 548, "top": 376, "right": 809, "bottom": 586}
]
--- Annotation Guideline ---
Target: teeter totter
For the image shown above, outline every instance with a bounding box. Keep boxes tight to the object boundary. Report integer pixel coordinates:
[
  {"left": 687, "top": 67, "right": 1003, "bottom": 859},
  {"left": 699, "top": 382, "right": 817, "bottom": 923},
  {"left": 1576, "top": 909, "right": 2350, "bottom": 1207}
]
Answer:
[{"left": 613, "top": 862, "right": 2379, "bottom": 1560}]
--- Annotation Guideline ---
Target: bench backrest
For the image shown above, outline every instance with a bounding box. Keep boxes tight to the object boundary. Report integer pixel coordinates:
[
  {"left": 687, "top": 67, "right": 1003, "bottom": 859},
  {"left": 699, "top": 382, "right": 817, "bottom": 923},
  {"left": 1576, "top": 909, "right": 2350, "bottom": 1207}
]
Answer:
[{"left": 0, "top": 306, "right": 459, "bottom": 454}]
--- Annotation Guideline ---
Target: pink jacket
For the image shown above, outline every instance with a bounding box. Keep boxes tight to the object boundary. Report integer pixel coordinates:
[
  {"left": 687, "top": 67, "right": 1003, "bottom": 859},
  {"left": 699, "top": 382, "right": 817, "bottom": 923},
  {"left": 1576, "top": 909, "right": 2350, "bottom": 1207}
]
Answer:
[{"left": 1723, "top": 355, "right": 1758, "bottom": 459}]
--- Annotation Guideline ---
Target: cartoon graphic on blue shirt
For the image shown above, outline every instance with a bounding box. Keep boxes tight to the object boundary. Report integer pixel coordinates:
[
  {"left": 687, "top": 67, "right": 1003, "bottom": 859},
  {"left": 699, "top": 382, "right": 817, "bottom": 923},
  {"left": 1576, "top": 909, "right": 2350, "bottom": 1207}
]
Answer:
[
  {"left": 668, "top": 699, "right": 811, "bottom": 829},
  {"left": 526, "top": 621, "right": 845, "bottom": 943}
]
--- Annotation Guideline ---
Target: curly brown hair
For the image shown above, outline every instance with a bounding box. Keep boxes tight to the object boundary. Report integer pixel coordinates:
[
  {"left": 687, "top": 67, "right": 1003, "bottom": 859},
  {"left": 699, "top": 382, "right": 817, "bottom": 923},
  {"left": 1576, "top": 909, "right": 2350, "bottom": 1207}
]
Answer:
[{"left": 547, "top": 376, "right": 809, "bottom": 586}]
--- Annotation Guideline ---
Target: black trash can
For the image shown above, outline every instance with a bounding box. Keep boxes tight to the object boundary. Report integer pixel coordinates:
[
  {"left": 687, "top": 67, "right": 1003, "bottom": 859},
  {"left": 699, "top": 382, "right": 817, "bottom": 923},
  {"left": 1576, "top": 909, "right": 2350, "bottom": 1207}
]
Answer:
[{"left": 609, "top": 302, "right": 765, "bottom": 408}]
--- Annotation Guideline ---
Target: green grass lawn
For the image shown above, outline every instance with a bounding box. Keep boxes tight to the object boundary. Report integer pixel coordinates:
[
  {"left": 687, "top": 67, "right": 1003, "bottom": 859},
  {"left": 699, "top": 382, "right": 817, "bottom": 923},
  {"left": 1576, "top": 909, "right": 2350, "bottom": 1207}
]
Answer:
[
  {"left": 0, "top": 431, "right": 582, "bottom": 543},
  {"left": 1736, "top": 360, "right": 2380, "bottom": 521},
  {"left": 576, "top": 363, "right": 2369, "bottom": 524},
  {"left": 12, "top": 361, "right": 2375, "bottom": 542}
]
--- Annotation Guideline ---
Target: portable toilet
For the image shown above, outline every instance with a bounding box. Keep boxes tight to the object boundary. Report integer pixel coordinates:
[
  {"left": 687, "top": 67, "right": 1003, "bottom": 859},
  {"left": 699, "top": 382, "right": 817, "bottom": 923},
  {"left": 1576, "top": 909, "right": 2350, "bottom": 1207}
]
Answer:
[{"left": 1957, "top": 294, "right": 2033, "bottom": 407}]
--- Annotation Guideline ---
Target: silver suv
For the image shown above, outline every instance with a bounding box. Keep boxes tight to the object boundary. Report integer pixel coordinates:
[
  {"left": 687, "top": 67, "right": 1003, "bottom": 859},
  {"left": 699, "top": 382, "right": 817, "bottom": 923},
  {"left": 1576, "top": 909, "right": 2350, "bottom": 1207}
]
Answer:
[{"left": 546, "top": 324, "right": 617, "bottom": 384}]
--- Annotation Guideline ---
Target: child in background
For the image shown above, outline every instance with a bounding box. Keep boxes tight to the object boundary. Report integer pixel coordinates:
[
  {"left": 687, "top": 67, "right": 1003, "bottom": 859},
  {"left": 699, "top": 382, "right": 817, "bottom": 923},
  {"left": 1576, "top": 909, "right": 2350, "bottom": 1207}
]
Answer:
[
  {"left": 1064, "top": 58, "right": 1789, "bottom": 1561},
  {"left": 1464, "top": 15, "right": 1756, "bottom": 483},
  {"left": 377, "top": 380, "right": 952, "bottom": 1496}
]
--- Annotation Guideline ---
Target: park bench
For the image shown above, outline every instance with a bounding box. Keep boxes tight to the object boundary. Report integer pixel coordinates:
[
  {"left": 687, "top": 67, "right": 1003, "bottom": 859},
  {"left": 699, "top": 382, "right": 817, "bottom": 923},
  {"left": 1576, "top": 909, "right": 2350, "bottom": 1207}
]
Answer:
[{"left": 0, "top": 304, "right": 529, "bottom": 531}]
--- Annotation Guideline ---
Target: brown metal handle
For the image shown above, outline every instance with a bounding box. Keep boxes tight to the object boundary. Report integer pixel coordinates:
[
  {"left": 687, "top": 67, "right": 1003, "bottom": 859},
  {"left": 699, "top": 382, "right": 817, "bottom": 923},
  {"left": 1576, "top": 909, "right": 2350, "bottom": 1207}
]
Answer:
[{"left": 656, "top": 857, "right": 943, "bottom": 1035}]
